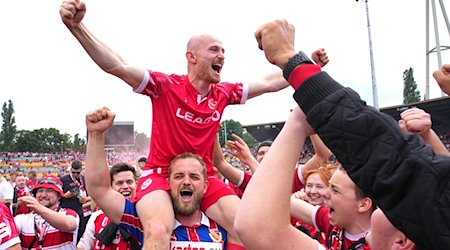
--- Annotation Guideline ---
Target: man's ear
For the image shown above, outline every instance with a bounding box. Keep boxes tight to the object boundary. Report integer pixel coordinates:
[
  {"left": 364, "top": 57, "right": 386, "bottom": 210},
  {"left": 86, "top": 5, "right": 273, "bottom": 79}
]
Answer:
[
  {"left": 186, "top": 51, "right": 196, "bottom": 63},
  {"left": 203, "top": 179, "right": 209, "bottom": 194},
  {"left": 357, "top": 197, "right": 373, "bottom": 213}
]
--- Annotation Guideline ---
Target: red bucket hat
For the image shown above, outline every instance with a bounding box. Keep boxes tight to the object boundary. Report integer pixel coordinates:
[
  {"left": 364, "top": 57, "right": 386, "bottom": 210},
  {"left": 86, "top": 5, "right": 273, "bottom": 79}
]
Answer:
[{"left": 32, "top": 175, "right": 65, "bottom": 197}]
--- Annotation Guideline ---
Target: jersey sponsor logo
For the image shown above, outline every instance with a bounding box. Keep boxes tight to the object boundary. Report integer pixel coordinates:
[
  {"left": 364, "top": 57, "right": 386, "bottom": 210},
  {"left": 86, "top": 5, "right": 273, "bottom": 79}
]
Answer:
[
  {"left": 141, "top": 178, "right": 153, "bottom": 190},
  {"left": 176, "top": 108, "right": 221, "bottom": 125},
  {"left": 169, "top": 241, "right": 222, "bottom": 250}
]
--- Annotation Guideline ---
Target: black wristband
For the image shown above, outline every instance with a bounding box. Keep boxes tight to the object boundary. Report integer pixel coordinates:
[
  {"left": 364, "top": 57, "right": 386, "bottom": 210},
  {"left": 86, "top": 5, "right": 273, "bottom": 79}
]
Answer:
[{"left": 282, "top": 51, "right": 313, "bottom": 81}]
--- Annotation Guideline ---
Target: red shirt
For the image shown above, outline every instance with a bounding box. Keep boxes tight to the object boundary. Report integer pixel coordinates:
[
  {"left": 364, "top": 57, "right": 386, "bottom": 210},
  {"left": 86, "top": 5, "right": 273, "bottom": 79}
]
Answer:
[
  {"left": 14, "top": 208, "right": 79, "bottom": 250},
  {"left": 313, "top": 206, "right": 370, "bottom": 250},
  {"left": 79, "top": 210, "right": 132, "bottom": 250},
  {"left": 15, "top": 187, "right": 31, "bottom": 215},
  {"left": 136, "top": 71, "right": 247, "bottom": 177},
  {"left": 237, "top": 167, "right": 304, "bottom": 195},
  {"left": 26, "top": 179, "right": 39, "bottom": 190},
  {"left": 0, "top": 203, "right": 20, "bottom": 249}
]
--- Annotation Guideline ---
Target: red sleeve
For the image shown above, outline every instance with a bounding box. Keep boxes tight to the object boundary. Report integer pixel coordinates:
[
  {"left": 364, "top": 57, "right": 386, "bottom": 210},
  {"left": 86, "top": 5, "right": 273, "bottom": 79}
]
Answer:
[
  {"left": 288, "top": 64, "right": 322, "bottom": 90},
  {"left": 63, "top": 208, "right": 79, "bottom": 218},
  {"left": 228, "top": 183, "right": 243, "bottom": 198},
  {"left": 314, "top": 206, "right": 332, "bottom": 234},
  {"left": 292, "top": 166, "right": 305, "bottom": 193},
  {"left": 238, "top": 171, "right": 252, "bottom": 192},
  {"left": 217, "top": 82, "right": 246, "bottom": 105},
  {"left": 0, "top": 203, "right": 20, "bottom": 248}
]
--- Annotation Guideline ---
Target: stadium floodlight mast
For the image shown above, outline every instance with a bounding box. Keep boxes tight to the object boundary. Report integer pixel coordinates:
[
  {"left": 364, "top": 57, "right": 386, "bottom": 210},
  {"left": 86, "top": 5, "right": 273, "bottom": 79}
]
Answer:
[
  {"left": 357, "top": 0, "right": 378, "bottom": 109},
  {"left": 425, "top": 0, "right": 450, "bottom": 99}
]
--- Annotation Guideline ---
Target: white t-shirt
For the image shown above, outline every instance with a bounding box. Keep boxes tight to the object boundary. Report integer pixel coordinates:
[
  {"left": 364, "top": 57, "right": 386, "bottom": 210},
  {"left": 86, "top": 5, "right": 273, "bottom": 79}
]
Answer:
[{"left": 0, "top": 180, "right": 14, "bottom": 212}]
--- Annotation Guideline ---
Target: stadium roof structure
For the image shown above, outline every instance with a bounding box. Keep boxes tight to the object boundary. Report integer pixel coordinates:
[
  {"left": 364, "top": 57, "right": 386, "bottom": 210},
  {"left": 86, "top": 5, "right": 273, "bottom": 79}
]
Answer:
[
  {"left": 244, "top": 96, "right": 450, "bottom": 142},
  {"left": 380, "top": 96, "right": 450, "bottom": 134},
  {"left": 244, "top": 122, "right": 285, "bottom": 142}
]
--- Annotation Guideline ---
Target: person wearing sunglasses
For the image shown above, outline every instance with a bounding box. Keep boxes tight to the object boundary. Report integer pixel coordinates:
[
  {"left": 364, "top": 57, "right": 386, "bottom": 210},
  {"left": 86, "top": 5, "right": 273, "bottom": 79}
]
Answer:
[
  {"left": 60, "top": 160, "right": 92, "bottom": 243},
  {"left": 14, "top": 175, "right": 79, "bottom": 249}
]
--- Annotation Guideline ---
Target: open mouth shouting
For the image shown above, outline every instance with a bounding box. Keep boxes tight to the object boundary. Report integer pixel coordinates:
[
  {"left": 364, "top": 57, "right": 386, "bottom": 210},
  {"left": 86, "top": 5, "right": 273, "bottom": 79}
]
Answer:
[
  {"left": 211, "top": 63, "right": 223, "bottom": 75},
  {"left": 180, "top": 188, "right": 194, "bottom": 203}
]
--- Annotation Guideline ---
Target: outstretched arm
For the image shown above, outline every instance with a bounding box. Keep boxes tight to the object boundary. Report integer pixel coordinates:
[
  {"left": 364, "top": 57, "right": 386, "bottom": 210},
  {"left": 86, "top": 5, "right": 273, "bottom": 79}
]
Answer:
[
  {"left": 85, "top": 107, "right": 125, "bottom": 223},
  {"left": 60, "top": 0, "right": 145, "bottom": 89},
  {"left": 290, "top": 196, "right": 315, "bottom": 226},
  {"left": 247, "top": 49, "right": 329, "bottom": 99},
  {"left": 235, "top": 107, "right": 317, "bottom": 250}
]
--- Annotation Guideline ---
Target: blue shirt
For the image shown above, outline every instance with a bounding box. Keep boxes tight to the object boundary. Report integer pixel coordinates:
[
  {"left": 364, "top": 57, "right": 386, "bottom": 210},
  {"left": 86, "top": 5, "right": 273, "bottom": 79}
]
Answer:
[{"left": 119, "top": 199, "right": 227, "bottom": 249}]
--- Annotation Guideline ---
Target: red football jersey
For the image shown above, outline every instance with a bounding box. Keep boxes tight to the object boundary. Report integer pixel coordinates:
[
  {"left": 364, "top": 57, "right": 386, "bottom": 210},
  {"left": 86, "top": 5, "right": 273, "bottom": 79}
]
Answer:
[
  {"left": 136, "top": 71, "right": 247, "bottom": 177},
  {"left": 313, "top": 206, "right": 370, "bottom": 250}
]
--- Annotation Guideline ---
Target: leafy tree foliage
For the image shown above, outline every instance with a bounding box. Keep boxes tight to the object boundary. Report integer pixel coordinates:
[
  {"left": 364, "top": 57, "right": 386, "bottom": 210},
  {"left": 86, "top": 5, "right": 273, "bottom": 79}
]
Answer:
[
  {"left": 219, "top": 119, "right": 255, "bottom": 148},
  {"left": 72, "top": 133, "right": 86, "bottom": 152},
  {"left": 15, "top": 128, "right": 71, "bottom": 153},
  {"left": 403, "top": 67, "right": 421, "bottom": 104},
  {"left": 0, "top": 100, "right": 17, "bottom": 152},
  {"left": 134, "top": 132, "right": 149, "bottom": 153}
]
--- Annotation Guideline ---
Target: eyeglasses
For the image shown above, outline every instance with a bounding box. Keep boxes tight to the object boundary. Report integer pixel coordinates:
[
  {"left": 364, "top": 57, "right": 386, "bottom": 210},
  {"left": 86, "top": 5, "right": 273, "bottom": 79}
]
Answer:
[{"left": 71, "top": 171, "right": 82, "bottom": 175}]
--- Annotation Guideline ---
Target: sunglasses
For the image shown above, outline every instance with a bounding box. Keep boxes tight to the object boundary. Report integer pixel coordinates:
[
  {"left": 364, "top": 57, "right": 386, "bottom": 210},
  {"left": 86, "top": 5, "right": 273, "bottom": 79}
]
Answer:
[
  {"left": 39, "top": 178, "right": 60, "bottom": 185},
  {"left": 71, "top": 171, "right": 82, "bottom": 175}
]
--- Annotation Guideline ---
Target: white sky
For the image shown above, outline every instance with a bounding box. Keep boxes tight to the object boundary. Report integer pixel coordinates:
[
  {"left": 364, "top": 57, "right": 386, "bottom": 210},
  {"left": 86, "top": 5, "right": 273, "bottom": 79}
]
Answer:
[{"left": 1, "top": 0, "right": 449, "bottom": 139}]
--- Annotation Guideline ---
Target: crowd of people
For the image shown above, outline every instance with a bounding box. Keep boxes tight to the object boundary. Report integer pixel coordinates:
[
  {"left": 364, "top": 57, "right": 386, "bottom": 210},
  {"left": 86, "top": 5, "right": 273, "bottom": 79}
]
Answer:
[{"left": 0, "top": 1, "right": 449, "bottom": 249}]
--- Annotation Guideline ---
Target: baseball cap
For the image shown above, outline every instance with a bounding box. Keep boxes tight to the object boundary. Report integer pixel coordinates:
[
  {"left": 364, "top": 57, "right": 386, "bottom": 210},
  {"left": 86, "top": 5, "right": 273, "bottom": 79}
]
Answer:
[{"left": 32, "top": 175, "right": 65, "bottom": 197}]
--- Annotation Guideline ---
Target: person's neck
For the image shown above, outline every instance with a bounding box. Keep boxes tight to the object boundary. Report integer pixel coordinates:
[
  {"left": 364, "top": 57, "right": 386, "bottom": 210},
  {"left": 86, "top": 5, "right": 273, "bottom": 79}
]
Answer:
[
  {"left": 343, "top": 214, "right": 371, "bottom": 235},
  {"left": 175, "top": 210, "right": 202, "bottom": 228},
  {"left": 47, "top": 203, "right": 59, "bottom": 211},
  {"left": 188, "top": 73, "right": 211, "bottom": 98}
]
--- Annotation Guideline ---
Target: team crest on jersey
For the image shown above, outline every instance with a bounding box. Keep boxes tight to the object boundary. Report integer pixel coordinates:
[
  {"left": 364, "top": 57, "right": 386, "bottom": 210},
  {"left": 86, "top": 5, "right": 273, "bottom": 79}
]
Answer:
[
  {"left": 209, "top": 228, "right": 222, "bottom": 243},
  {"left": 141, "top": 178, "right": 153, "bottom": 190},
  {"left": 208, "top": 99, "right": 218, "bottom": 109}
]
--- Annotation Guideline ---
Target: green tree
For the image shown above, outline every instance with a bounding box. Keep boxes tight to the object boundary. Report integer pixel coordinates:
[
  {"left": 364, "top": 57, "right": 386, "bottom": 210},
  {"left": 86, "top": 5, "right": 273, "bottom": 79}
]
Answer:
[
  {"left": 219, "top": 119, "right": 255, "bottom": 147},
  {"left": 403, "top": 67, "right": 421, "bottom": 104},
  {"left": 241, "top": 130, "right": 256, "bottom": 148},
  {"left": 134, "top": 132, "right": 149, "bottom": 153},
  {"left": 72, "top": 133, "right": 86, "bottom": 152},
  {"left": 0, "top": 100, "right": 17, "bottom": 151},
  {"left": 15, "top": 128, "right": 71, "bottom": 153}
]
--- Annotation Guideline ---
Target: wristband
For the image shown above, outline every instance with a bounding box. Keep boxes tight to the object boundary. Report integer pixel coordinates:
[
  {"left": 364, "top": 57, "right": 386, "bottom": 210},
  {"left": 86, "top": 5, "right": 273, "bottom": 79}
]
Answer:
[{"left": 282, "top": 51, "right": 313, "bottom": 81}]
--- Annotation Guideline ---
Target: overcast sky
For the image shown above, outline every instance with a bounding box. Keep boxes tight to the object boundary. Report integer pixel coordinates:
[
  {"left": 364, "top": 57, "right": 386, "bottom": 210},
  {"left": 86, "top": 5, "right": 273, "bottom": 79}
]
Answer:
[{"left": 1, "top": 0, "right": 449, "bottom": 139}]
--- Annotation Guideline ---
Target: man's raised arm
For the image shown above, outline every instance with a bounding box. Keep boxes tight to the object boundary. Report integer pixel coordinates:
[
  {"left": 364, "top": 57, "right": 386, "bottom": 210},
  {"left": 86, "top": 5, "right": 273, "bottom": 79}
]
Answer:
[
  {"left": 85, "top": 107, "right": 125, "bottom": 223},
  {"left": 235, "top": 107, "right": 317, "bottom": 250},
  {"left": 60, "top": 0, "right": 145, "bottom": 89}
]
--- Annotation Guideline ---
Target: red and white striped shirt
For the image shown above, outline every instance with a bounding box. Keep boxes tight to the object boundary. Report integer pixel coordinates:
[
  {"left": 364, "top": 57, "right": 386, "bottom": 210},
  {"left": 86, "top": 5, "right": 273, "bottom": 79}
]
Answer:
[
  {"left": 14, "top": 207, "right": 79, "bottom": 250},
  {"left": 0, "top": 203, "right": 20, "bottom": 249}
]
